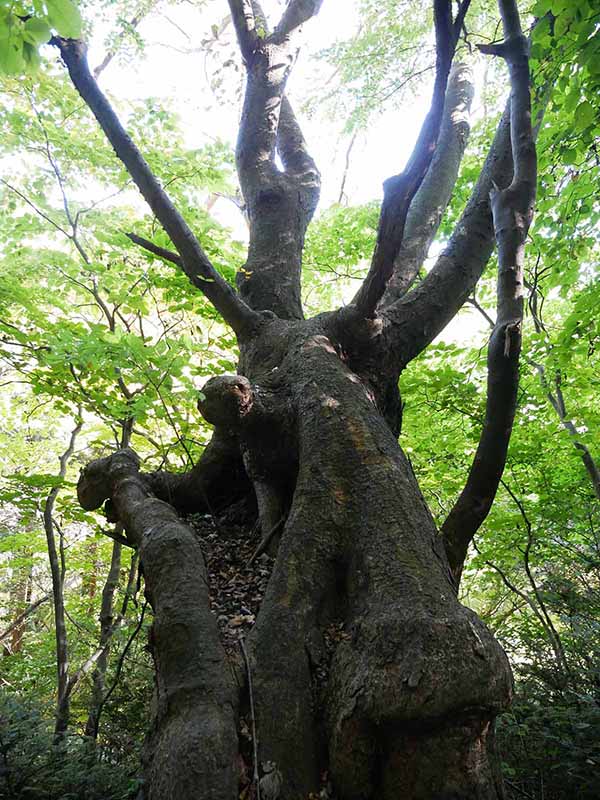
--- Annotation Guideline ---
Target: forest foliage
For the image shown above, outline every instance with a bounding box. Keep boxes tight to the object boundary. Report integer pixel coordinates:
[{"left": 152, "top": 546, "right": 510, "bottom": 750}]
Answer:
[{"left": 0, "top": 0, "right": 599, "bottom": 798}]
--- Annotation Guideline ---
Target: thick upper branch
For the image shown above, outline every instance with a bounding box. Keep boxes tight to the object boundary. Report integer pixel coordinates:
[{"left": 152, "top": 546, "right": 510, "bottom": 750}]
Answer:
[
  {"left": 231, "top": 1, "right": 321, "bottom": 319},
  {"left": 352, "top": 0, "right": 461, "bottom": 318},
  {"left": 228, "top": 0, "right": 259, "bottom": 61},
  {"left": 380, "top": 61, "right": 475, "bottom": 306},
  {"left": 52, "top": 37, "right": 259, "bottom": 338},
  {"left": 272, "top": 0, "right": 324, "bottom": 40},
  {"left": 384, "top": 101, "right": 513, "bottom": 366},
  {"left": 442, "top": 0, "right": 536, "bottom": 586}
]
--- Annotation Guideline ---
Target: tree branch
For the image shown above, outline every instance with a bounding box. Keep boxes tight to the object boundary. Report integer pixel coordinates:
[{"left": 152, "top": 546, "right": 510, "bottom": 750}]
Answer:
[
  {"left": 77, "top": 449, "right": 239, "bottom": 795},
  {"left": 230, "top": 1, "right": 321, "bottom": 318},
  {"left": 126, "top": 232, "right": 182, "bottom": 266},
  {"left": 272, "top": 0, "right": 324, "bottom": 41},
  {"left": 442, "top": 0, "right": 536, "bottom": 587},
  {"left": 352, "top": 0, "right": 462, "bottom": 318},
  {"left": 384, "top": 18, "right": 550, "bottom": 364},
  {"left": 51, "top": 37, "right": 259, "bottom": 338},
  {"left": 93, "top": 4, "right": 155, "bottom": 78},
  {"left": 380, "top": 61, "right": 475, "bottom": 306},
  {"left": 0, "top": 593, "right": 51, "bottom": 643},
  {"left": 471, "top": 298, "right": 600, "bottom": 502},
  {"left": 228, "top": 0, "right": 259, "bottom": 62}
]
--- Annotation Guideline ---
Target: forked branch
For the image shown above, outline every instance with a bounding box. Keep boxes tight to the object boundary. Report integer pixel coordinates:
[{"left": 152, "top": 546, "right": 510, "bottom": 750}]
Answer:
[
  {"left": 442, "top": 0, "right": 537, "bottom": 587},
  {"left": 352, "top": 0, "right": 466, "bottom": 318},
  {"left": 230, "top": 0, "right": 322, "bottom": 318},
  {"left": 52, "top": 37, "right": 259, "bottom": 338}
]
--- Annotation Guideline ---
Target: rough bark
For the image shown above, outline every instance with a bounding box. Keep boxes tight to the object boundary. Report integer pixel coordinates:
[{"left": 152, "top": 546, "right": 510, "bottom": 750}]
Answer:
[
  {"left": 235, "top": 317, "right": 512, "bottom": 800},
  {"left": 230, "top": 0, "right": 321, "bottom": 320},
  {"left": 78, "top": 450, "right": 239, "bottom": 800}
]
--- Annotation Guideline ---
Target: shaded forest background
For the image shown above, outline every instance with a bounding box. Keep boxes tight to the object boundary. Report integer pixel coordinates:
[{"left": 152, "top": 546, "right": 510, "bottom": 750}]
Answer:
[{"left": 0, "top": 0, "right": 599, "bottom": 798}]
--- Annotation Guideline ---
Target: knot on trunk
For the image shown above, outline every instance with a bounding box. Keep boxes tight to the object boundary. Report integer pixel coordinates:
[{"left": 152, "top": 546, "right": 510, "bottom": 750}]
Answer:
[
  {"left": 198, "top": 375, "right": 254, "bottom": 429},
  {"left": 77, "top": 448, "right": 140, "bottom": 510}
]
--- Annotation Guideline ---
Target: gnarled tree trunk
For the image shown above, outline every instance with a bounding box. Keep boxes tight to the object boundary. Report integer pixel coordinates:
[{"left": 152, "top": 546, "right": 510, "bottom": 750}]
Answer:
[{"left": 59, "top": 0, "right": 537, "bottom": 796}]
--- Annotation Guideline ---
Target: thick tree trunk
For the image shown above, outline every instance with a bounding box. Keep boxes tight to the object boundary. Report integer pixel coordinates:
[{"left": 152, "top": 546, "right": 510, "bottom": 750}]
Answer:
[
  {"left": 79, "top": 315, "right": 512, "bottom": 800},
  {"left": 239, "top": 317, "right": 512, "bottom": 800}
]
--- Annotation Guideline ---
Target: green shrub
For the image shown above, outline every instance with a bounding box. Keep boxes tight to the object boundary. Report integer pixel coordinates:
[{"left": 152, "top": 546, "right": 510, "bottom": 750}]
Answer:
[
  {"left": 499, "top": 690, "right": 600, "bottom": 800},
  {"left": 0, "top": 695, "right": 140, "bottom": 800}
]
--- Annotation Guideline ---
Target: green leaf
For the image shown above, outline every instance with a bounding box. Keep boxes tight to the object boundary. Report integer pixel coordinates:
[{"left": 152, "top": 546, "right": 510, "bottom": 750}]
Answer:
[
  {"left": 574, "top": 101, "right": 595, "bottom": 130},
  {"left": 562, "top": 148, "right": 578, "bottom": 165},
  {"left": 47, "top": 0, "right": 82, "bottom": 38},
  {"left": 0, "top": 40, "right": 24, "bottom": 74},
  {"left": 22, "top": 17, "right": 51, "bottom": 45}
]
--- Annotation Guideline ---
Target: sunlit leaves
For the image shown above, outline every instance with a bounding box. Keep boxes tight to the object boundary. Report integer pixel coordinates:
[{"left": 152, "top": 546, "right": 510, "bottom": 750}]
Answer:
[{"left": 0, "top": 0, "right": 82, "bottom": 74}]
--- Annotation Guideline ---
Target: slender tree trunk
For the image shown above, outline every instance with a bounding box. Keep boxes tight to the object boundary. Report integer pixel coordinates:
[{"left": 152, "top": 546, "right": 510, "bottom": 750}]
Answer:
[
  {"left": 85, "top": 423, "right": 133, "bottom": 740},
  {"left": 84, "top": 539, "right": 122, "bottom": 739},
  {"left": 6, "top": 563, "right": 32, "bottom": 654},
  {"left": 44, "top": 417, "right": 83, "bottom": 738}
]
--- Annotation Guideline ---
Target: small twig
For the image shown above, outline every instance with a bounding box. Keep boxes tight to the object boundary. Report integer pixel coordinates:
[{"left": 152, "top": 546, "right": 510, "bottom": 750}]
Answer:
[
  {"left": 248, "top": 515, "right": 285, "bottom": 565},
  {"left": 126, "top": 232, "right": 182, "bottom": 266},
  {"left": 505, "top": 778, "right": 536, "bottom": 800},
  {"left": 239, "top": 636, "right": 261, "bottom": 800},
  {"left": 102, "top": 526, "right": 133, "bottom": 548}
]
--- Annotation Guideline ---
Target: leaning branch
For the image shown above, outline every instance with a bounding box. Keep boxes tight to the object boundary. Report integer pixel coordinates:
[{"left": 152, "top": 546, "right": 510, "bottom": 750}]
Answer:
[
  {"left": 126, "top": 232, "right": 182, "bottom": 266},
  {"left": 352, "top": 0, "right": 462, "bottom": 318},
  {"left": 228, "top": 0, "right": 259, "bottom": 62},
  {"left": 0, "top": 592, "right": 51, "bottom": 643},
  {"left": 272, "top": 0, "right": 324, "bottom": 41},
  {"left": 380, "top": 61, "right": 474, "bottom": 306},
  {"left": 470, "top": 299, "right": 600, "bottom": 502},
  {"left": 442, "top": 0, "right": 537, "bottom": 587},
  {"left": 77, "top": 449, "right": 239, "bottom": 795},
  {"left": 51, "top": 37, "right": 259, "bottom": 338}
]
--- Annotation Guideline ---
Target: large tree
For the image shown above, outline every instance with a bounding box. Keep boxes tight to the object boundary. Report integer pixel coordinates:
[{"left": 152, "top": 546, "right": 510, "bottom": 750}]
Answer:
[{"left": 45, "top": 0, "right": 537, "bottom": 796}]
